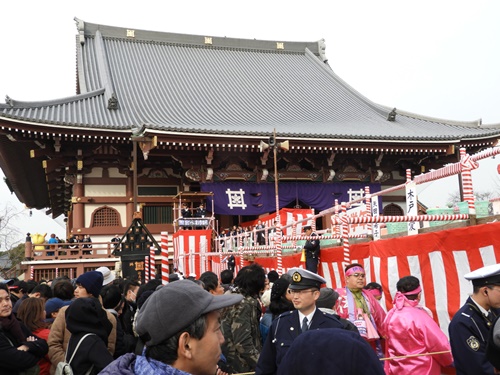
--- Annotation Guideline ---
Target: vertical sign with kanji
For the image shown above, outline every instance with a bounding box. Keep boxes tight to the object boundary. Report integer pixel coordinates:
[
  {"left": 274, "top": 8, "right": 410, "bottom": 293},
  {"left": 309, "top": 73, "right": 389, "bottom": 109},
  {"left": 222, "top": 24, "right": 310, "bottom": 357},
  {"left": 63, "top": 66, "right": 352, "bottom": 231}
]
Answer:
[
  {"left": 371, "top": 196, "right": 381, "bottom": 240},
  {"left": 406, "top": 181, "right": 419, "bottom": 235}
]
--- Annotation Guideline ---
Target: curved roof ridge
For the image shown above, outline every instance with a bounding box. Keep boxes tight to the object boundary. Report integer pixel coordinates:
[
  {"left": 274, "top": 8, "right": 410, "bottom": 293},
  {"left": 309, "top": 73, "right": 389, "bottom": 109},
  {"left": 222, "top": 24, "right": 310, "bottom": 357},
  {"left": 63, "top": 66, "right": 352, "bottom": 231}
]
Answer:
[
  {"left": 305, "top": 50, "right": 391, "bottom": 119},
  {"left": 78, "top": 18, "right": 323, "bottom": 55},
  {"left": 94, "top": 30, "right": 119, "bottom": 109},
  {"left": 1, "top": 88, "right": 105, "bottom": 109},
  {"left": 395, "top": 108, "right": 482, "bottom": 127}
]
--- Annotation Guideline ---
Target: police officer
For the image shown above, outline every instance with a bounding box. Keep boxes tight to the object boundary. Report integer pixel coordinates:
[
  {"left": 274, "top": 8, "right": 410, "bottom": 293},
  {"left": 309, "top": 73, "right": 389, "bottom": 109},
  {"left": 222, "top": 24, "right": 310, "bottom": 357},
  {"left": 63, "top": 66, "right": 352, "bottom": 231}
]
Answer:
[
  {"left": 449, "top": 263, "right": 500, "bottom": 375},
  {"left": 255, "top": 268, "right": 347, "bottom": 375},
  {"left": 303, "top": 226, "right": 320, "bottom": 273}
]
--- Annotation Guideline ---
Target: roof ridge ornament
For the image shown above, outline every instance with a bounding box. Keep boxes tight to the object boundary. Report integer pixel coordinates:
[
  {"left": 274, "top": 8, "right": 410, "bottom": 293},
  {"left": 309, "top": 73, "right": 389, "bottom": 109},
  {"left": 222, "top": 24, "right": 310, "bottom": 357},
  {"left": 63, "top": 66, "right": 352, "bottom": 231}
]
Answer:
[
  {"left": 108, "top": 93, "right": 119, "bottom": 110},
  {"left": 387, "top": 108, "right": 397, "bottom": 122},
  {"left": 5, "top": 95, "right": 14, "bottom": 108},
  {"left": 318, "top": 39, "right": 327, "bottom": 63},
  {"left": 74, "top": 17, "right": 85, "bottom": 45}
]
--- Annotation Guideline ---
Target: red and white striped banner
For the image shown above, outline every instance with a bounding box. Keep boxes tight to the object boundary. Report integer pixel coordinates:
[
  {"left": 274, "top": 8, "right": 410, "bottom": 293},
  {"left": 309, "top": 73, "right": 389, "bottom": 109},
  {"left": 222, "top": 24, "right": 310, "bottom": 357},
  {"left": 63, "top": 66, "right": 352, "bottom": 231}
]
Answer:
[
  {"left": 161, "top": 231, "right": 169, "bottom": 285},
  {"left": 149, "top": 247, "right": 156, "bottom": 281},
  {"left": 209, "top": 222, "right": 500, "bottom": 335},
  {"left": 173, "top": 229, "right": 211, "bottom": 276}
]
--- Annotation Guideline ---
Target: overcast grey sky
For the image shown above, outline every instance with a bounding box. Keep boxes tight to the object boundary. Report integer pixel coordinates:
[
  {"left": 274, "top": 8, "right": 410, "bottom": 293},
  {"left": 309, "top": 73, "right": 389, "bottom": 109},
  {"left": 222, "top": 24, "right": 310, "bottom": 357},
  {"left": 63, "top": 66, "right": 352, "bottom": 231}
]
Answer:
[{"left": 1, "top": 0, "right": 500, "bottom": 243}]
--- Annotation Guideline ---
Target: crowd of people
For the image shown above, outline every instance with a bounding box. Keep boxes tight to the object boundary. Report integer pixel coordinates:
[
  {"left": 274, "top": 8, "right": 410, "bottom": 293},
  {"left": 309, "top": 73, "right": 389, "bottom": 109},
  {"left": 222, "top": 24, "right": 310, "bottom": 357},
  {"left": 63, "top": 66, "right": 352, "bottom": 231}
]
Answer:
[{"left": 1, "top": 262, "right": 499, "bottom": 375}]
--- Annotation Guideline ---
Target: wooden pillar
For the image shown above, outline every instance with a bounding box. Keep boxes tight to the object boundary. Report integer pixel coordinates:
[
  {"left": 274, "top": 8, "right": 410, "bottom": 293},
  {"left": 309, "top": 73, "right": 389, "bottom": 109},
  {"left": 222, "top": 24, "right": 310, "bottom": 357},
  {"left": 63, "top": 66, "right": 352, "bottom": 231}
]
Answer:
[
  {"left": 126, "top": 175, "right": 134, "bottom": 224},
  {"left": 72, "top": 175, "right": 85, "bottom": 230}
]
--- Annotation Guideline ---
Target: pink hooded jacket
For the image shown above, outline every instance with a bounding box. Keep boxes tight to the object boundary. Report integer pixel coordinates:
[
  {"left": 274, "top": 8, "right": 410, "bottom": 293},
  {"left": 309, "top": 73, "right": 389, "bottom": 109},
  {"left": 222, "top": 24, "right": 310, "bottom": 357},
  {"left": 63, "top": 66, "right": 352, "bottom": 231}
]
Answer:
[{"left": 382, "top": 292, "right": 453, "bottom": 375}]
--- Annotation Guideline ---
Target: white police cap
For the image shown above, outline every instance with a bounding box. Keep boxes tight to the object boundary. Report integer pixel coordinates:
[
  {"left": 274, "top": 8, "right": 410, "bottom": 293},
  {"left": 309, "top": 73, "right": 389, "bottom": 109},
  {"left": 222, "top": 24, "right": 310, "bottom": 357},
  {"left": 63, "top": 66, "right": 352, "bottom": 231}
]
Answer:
[
  {"left": 287, "top": 267, "right": 326, "bottom": 290},
  {"left": 464, "top": 263, "right": 500, "bottom": 287}
]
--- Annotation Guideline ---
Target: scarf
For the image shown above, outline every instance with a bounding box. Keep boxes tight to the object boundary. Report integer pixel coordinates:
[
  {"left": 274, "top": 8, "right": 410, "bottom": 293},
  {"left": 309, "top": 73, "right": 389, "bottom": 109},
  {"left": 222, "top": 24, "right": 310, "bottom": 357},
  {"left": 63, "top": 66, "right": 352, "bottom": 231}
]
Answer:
[
  {"left": 0, "top": 314, "right": 26, "bottom": 344},
  {"left": 347, "top": 288, "right": 369, "bottom": 316},
  {"left": 134, "top": 355, "right": 192, "bottom": 375}
]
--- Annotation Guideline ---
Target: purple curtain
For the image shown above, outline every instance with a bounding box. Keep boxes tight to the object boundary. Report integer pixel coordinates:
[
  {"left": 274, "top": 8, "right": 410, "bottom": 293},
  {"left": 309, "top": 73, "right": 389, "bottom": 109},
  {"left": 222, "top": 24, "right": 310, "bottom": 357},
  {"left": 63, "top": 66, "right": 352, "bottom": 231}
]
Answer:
[{"left": 201, "top": 182, "right": 381, "bottom": 215}]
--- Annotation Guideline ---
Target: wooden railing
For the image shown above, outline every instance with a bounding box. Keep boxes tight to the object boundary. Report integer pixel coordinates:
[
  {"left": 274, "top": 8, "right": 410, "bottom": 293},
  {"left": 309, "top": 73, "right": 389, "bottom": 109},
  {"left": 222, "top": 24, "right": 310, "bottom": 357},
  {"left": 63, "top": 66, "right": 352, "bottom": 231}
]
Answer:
[{"left": 26, "top": 241, "right": 118, "bottom": 261}]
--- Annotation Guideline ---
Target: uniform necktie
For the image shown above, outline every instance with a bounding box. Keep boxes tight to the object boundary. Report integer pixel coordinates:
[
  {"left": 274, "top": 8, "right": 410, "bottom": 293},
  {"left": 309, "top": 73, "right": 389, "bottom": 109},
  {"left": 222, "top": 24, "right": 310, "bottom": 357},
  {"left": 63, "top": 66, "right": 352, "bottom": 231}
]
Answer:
[
  {"left": 301, "top": 317, "right": 308, "bottom": 333},
  {"left": 486, "top": 311, "right": 494, "bottom": 323}
]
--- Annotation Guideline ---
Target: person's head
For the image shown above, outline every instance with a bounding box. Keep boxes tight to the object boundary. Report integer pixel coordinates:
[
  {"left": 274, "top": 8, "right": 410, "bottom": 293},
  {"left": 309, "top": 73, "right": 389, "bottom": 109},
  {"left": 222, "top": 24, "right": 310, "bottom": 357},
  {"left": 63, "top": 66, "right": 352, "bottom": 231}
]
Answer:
[
  {"left": 220, "top": 270, "right": 234, "bottom": 285},
  {"left": 96, "top": 266, "right": 116, "bottom": 286},
  {"left": 396, "top": 276, "right": 421, "bottom": 301},
  {"left": 364, "top": 282, "right": 383, "bottom": 301},
  {"left": 29, "top": 283, "right": 53, "bottom": 301},
  {"left": 136, "top": 279, "right": 162, "bottom": 309},
  {"left": 0, "top": 283, "right": 12, "bottom": 318},
  {"left": 267, "top": 270, "right": 279, "bottom": 284},
  {"left": 75, "top": 270, "right": 104, "bottom": 298},
  {"left": 136, "top": 279, "right": 243, "bottom": 375},
  {"left": 344, "top": 263, "right": 366, "bottom": 291},
  {"left": 45, "top": 297, "right": 72, "bottom": 321},
  {"left": 287, "top": 268, "right": 325, "bottom": 314},
  {"left": 269, "top": 277, "right": 294, "bottom": 316},
  {"left": 303, "top": 226, "right": 312, "bottom": 235},
  {"left": 101, "top": 284, "right": 124, "bottom": 313},
  {"left": 124, "top": 280, "right": 140, "bottom": 303},
  {"left": 10, "top": 280, "right": 28, "bottom": 297},
  {"left": 66, "top": 297, "right": 113, "bottom": 343},
  {"left": 316, "top": 287, "right": 340, "bottom": 310},
  {"left": 17, "top": 297, "right": 46, "bottom": 331},
  {"left": 199, "top": 271, "right": 224, "bottom": 295},
  {"left": 52, "top": 279, "right": 74, "bottom": 300},
  {"left": 466, "top": 264, "right": 500, "bottom": 310},
  {"left": 234, "top": 263, "right": 266, "bottom": 298}
]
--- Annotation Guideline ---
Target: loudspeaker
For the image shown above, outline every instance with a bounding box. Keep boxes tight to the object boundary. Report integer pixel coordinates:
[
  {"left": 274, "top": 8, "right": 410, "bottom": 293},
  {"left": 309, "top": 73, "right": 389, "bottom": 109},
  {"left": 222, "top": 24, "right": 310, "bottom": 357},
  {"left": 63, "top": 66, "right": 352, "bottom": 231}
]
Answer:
[
  {"left": 279, "top": 140, "right": 290, "bottom": 152},
  {"left": 259, "top": 141, "right": 270, "bottom": 152}
]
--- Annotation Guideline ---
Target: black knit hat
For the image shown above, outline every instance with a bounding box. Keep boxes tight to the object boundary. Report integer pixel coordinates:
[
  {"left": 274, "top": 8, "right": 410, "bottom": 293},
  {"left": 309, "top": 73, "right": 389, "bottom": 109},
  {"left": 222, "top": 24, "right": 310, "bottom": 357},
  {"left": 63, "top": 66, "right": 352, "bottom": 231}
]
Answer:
[{"left": 76, "top": 271, "right": 104, "bottom": 298}]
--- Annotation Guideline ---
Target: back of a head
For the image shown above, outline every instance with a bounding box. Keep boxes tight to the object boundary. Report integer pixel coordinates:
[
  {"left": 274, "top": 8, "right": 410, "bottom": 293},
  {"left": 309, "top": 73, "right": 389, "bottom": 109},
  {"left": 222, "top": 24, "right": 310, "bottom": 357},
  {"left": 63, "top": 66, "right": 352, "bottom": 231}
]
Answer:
[
  {"left": 26, "top": 280, "right": 38, "bottom": 294},
  {"left": 100, "top": 284, "right": 123, "bottom": 310},
  {"left": 66, "top": 297, "right": 112, "bottom": 341},
  {"left": 396, "top": 276, "right": 420, "bottom": 300},
  {"left": 267, "top": 270, "right": 279, "bottom": 283},
  {"left": 234, "top": 263, "right": 266, "bottom": 297},
  {"left": 396, "top": 276, "right": 420, "bottom": 293},
  {"left": 52, "top": 279, "right": 74, "bottom": 300},
  {"left": 316, "top": 288, "right": 339, "bottom": 310},
  {"left": 199, "top": 271, "right": 219, "bottom": 292},
  {"left": 17, "top": 297, "right": 46, "bottom": 332},
  {"left": 220, "top": 270, "right": 234, "bottom": 285}
]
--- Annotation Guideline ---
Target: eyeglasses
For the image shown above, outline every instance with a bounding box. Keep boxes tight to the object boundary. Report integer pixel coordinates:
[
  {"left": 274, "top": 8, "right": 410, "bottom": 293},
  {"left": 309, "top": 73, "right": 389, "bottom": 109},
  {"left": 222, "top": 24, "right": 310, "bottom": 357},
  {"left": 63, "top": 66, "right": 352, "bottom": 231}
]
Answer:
[
  {"left": 350, "top": 273, "right": 366, "bottom": 279},
  {"left": 287, "top": 289, "right": 316, "bottom": 295}
]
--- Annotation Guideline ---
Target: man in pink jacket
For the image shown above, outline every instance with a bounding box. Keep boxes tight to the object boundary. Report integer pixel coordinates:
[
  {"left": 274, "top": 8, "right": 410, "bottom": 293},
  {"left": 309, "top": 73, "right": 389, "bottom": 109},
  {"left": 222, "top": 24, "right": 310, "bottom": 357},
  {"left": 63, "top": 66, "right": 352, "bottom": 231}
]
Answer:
[
  {"left": 382, "top": 276, "right": 453, "bottom": 374},
  {"left": 334, "top": 263, "right": 386, "bottom": 356}
]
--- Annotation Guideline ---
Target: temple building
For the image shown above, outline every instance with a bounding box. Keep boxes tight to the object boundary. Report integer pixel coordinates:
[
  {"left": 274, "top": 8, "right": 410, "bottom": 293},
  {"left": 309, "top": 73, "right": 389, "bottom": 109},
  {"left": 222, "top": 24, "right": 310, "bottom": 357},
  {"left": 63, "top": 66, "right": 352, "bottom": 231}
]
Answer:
[{"left": 1, "top": 18, "right": 500, "bottom": 280}]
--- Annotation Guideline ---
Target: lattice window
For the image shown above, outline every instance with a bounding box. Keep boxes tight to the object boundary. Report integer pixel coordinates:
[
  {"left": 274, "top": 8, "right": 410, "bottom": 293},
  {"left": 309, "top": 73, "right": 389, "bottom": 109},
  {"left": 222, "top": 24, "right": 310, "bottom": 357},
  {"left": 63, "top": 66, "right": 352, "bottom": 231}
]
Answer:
[
  {"left": 383, "top": 203, "right": 404, "bottom": 216},
  {"left": 91, "top": 206, "right": 121, "bottom": 227},
  {"left": 143, "top": 205, "right": 173, "bottom": 224}
]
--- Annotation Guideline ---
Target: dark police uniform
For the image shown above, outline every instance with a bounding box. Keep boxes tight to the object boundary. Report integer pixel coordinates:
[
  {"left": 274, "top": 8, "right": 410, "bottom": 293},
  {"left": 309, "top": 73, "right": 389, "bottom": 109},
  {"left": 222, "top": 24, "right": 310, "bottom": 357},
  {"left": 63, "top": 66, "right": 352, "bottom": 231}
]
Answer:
[
  {"left": 449, "top": 298, "right": 498, "bottom": 374},
  {"left": 449, "top": 264, "right": 500, "bottom": 375},
  {"left": 277, "top": 328, "right": 385, "bottom": 375},
  {"left": 255, "top": 308, "right": 345, "bottom": 375},
  {"left": 255, "top": 268, "right": 346, "bottom": 375},
  {"left": 303, "top": 226, "right": 320, "bottom": 273}
]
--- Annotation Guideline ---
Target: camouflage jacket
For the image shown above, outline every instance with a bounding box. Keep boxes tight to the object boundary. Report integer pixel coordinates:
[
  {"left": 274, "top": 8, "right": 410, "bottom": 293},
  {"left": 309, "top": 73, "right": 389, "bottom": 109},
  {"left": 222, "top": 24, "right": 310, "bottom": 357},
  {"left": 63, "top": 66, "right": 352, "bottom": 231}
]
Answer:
[{"left": 221, "top": 292, "right": 262, "bottom": 373}]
